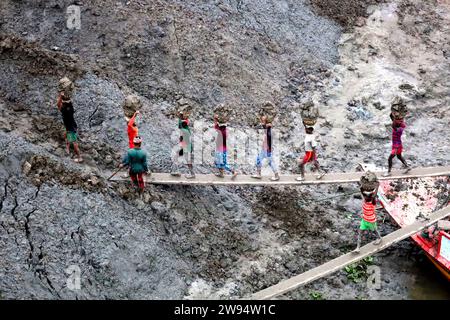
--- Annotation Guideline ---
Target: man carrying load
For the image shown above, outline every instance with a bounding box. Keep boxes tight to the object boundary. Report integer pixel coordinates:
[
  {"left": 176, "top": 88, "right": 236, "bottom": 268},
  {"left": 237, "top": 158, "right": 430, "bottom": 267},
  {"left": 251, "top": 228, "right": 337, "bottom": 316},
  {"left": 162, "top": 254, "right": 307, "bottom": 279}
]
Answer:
[
  {"left": 354, "top": 194, "right": 383, "bottom": 253},
  {"left": 384, "top": 97, "right": 410, "bottom": 176},
  {"left": 57, "top": 83, "right": 83, "bottom": 163}
]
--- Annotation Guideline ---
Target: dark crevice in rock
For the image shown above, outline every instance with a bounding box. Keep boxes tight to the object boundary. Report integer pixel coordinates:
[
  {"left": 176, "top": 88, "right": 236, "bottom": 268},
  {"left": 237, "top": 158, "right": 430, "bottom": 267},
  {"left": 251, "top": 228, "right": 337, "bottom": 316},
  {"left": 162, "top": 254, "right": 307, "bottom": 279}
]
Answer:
[
  {"left": 32, "top": 184, "right": 41, "bottom": 201},
  {"left": 13, "top": 235, "right": 20, "bottom": 246},
  {"left": 88, "top": 97, "right": 101, "bottom": 128},
  {"left": 38, "top": 271, "right": 61, "bottom": 298},
  {"left": 24, "top": 208, "right": 36, "bottom": 265},
  {"left": 0, "top": 177, "right": 9, "bottom": 214},
  {"left": 10, "top": 195, "right": 19, "bottom": 222},
  {"left": 0, "top": 221, "right": 8, "bottom": 233}
]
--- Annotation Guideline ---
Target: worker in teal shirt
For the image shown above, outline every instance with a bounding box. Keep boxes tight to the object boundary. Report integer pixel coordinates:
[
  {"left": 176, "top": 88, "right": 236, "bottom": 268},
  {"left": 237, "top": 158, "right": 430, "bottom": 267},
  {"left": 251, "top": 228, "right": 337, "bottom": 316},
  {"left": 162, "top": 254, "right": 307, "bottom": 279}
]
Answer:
[{"left": 120, "top": 136, "right": 149, "bottom": 193}]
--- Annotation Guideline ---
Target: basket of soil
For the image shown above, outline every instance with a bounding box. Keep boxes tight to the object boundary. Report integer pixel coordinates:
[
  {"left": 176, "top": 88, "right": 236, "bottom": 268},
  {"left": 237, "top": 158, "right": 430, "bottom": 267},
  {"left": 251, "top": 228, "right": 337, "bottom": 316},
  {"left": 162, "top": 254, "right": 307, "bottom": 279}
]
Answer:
[
  {"left": 123, "top": 94, "right": 143, "bottom": 118},
  {"left": 360, "top": 171, "right": 379, "bottom": 195},
  {"left": 58, "top": 77, "right": 74, "bottom": 99},
  {"left": 390, "top": 96, "right": 408, "bottom": 120},
  {"left": 301, "top": 99, "right": 319, "bottom": 127}
]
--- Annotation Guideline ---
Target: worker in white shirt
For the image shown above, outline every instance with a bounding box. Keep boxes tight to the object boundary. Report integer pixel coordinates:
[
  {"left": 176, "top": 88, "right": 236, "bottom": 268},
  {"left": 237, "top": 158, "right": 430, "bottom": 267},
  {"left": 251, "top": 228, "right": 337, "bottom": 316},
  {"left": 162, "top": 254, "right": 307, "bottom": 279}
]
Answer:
[{"left": 296, "top": 126, "right": 326, "bottom": 181}]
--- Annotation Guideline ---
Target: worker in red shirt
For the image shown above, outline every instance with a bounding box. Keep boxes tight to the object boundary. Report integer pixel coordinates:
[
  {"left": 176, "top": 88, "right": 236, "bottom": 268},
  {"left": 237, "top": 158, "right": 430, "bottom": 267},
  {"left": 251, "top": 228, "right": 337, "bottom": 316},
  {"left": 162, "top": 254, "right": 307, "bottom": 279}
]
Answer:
[
  {"left": 125, "top": 110, "right": 140, "bottom": 149},
  {"left": 214, "top": 114, "right": 237, "bottom": 179},
  {"left": 354, "top": 194, "right": 382, "bottom": 253}
]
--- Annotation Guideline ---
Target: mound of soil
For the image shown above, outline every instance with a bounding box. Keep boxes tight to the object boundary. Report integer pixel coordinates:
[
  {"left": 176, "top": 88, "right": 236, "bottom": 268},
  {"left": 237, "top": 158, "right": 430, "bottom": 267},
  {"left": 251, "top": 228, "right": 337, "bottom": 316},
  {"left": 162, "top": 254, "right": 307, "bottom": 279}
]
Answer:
[{"left": 310, "top": 0, "right": 387, "bottom": 28}]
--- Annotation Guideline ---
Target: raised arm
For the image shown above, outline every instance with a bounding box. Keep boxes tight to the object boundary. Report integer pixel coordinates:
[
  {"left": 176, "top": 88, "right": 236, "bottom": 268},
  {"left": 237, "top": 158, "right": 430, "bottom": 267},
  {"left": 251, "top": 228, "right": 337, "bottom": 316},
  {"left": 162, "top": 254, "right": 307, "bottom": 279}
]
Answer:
[
  {"left": 128, "top": 110, "right": 139, "bottom": 127},
  {"left": 266, "top": 125, "right": 272, "bottom": 152},
  {"left": 214, "top": 114, "right": 219, "bottom": 130},
  {"left": 57, "top": 93, "right": 63, "bottom": 111}
]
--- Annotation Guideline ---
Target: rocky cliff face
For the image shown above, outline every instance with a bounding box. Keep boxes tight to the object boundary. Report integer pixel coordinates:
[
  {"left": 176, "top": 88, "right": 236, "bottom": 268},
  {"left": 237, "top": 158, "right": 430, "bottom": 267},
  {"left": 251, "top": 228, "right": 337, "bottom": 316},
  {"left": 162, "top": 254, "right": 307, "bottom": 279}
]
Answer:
[{"left": 0, "top": 0, "right": 449, "bottom": 300}]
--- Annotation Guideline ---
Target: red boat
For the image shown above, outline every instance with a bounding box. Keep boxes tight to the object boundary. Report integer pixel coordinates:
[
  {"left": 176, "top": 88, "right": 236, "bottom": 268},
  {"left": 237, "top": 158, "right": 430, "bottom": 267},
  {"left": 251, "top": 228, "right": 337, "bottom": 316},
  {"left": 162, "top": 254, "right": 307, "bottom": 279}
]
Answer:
[{"left": 376, "top": 175, "right": 450, "bottom": 281}]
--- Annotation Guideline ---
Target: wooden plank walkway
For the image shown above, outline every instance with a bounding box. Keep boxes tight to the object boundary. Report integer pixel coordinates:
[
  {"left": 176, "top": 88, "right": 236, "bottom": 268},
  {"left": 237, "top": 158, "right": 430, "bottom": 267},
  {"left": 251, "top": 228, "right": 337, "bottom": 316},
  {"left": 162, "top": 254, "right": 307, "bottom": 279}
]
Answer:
[
  {"left": 249, "top": 205, "right": 450, "bottom": 300},
  {"left": 109, "top": 166, "right": 450, "bottom": 186}
]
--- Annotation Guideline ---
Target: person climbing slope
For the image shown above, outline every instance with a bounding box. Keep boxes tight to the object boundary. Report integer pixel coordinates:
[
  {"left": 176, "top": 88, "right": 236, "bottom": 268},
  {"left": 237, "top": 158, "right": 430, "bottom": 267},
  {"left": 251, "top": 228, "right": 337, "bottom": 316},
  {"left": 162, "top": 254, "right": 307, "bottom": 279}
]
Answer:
[
  {"left": 384, "top": 118, "right": 410, "bottom": 176},
  {"left": 214, "top": 114, "right": 237, "bottom": 179},
  {"left": 251, "top": 115, "right": 279, "bottom": 181},
  {"left": 57, "top": 92, "right": 83, "bottom": 163},
  {"left": 296, "top": 126, "right": 325, "bottom": 181},
  {"left": 171, "top": 110, "right": 195, "bottom": 179},
  {"left": 125, "top": 110, "right": 140, "bottom": 149},
  {"left": 354, "top": 193, "right": 383, "bottom": 253},
  {"left": 119, "top": 136, "right": 149, "bottom": 193}
]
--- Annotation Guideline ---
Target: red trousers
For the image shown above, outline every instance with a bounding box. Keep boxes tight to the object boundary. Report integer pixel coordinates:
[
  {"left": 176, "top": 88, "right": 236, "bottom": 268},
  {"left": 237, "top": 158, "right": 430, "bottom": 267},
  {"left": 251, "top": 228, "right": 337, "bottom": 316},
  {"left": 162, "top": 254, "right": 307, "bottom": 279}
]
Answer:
[
  {"left": 301, "top": 151, "right": 317, "bottom": 164},
  {"left": 130, "top": 171, "right": 145, "bottom": 190}
]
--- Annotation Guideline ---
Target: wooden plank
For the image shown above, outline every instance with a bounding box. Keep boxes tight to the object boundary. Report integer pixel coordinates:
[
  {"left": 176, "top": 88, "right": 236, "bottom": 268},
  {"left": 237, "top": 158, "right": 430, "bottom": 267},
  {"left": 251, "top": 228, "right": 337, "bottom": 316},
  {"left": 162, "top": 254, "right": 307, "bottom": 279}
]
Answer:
[
  {"left": 249, "top": 205, "right": 450, "bottom": 300},
  {"left": 108, "top": 166, "right": 450, "bottom": 186}
]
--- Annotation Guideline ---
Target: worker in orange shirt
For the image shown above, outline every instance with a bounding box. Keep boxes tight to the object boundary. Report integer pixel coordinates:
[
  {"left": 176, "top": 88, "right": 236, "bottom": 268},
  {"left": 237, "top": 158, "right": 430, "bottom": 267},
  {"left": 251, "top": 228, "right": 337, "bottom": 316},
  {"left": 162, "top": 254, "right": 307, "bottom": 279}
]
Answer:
[{"left": 125, "top": 110, "right": 140, "bottom": 149}]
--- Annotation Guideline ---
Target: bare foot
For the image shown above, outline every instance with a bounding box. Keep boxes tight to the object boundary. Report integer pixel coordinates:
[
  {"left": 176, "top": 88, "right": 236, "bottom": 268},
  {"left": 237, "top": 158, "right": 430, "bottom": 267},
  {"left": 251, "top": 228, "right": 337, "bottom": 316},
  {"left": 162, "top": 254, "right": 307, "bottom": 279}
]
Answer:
[{"left": 316, "top": 172, "right": 325, "bottom": 180}]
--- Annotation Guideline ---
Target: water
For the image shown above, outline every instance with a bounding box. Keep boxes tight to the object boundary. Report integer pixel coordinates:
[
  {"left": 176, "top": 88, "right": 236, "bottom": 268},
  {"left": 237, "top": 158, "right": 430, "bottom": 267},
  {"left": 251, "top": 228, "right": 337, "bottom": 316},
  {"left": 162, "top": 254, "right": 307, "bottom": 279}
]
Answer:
[{"left": 408, "top": 255, "right": 450, "bottom": 300}]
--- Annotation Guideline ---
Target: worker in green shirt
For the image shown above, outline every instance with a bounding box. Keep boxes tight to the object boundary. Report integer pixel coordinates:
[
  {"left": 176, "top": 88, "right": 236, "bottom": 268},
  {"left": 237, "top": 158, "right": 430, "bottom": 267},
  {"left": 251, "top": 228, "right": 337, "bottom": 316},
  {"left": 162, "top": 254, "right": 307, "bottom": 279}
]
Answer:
[
  {"left": 119, "top": 136, "right": 150, "bottom": 193},
  {"left": 171, "top": 110, "right": 195, "bottom": 179}
]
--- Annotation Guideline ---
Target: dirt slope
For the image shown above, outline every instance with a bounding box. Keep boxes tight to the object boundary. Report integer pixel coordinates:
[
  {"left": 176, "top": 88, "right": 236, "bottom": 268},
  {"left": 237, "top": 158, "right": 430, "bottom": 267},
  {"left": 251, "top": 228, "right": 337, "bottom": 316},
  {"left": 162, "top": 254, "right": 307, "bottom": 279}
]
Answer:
[{"left": 0, "top": 0, "right": 449, "bottom": 300}]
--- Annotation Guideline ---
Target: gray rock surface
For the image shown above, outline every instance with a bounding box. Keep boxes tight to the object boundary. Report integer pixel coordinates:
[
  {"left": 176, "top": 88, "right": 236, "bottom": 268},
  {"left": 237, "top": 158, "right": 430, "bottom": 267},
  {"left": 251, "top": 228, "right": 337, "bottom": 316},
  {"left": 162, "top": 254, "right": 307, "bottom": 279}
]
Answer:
[{"left": 0, "top": 0, "right": 449, "bottom": 300}]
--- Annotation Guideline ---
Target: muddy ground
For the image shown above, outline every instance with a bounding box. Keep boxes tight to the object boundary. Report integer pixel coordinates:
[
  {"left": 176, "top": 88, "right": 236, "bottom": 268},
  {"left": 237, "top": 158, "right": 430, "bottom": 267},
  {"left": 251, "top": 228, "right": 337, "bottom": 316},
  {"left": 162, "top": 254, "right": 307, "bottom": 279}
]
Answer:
[{"left": 0, "top": 0, "right": 449, "bottom": 299}]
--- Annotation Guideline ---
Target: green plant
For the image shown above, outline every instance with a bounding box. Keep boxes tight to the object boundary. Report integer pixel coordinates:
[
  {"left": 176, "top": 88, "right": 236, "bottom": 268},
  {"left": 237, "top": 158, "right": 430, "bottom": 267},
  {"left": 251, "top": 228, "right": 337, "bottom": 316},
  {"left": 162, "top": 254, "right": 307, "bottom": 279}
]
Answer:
[
  {"left": 345, "top": 263, "right": 366, "bottom": 283},
  {"left": 310, "top": 291, "right": 324, "bottom": 300},
  {"left": 344, "top": 256, "right": 376, "bottom": 283},
  {"left": 363, "top": 256, "right": 374, "bottom": 265}
]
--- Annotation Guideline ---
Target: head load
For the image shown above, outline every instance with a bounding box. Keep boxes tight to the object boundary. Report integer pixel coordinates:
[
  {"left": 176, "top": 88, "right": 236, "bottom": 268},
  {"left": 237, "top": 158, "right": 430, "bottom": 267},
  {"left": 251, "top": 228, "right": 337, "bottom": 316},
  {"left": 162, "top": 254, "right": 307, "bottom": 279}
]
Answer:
[
  {"left": 300, "top": 99, "right": 319, "bottom": 127},
  {"left": 58, "top": 77, "right": 74, "bottom": 100},
  {"left": 260, "top": 101, "right": 276, "bottom": 124},
  {"left": 360, "top": 171, "right": 379, "bottom": 199},
  {"left": 124, "top": 95, "right": 142, "bottom": 118},
  {"left": 390, "top": 96, "right": 408, "bottom": 120},
  {"left": 214, "top": 103, "right": 232, "bottom": 124}
]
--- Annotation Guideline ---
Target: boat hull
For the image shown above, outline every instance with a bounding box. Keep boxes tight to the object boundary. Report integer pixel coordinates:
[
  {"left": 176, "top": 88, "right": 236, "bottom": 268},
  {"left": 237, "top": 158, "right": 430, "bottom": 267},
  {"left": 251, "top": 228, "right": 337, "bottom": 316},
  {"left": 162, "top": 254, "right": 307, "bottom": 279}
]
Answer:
[{"left": 425, "top": 251, "right": 450, "bottom": 281}]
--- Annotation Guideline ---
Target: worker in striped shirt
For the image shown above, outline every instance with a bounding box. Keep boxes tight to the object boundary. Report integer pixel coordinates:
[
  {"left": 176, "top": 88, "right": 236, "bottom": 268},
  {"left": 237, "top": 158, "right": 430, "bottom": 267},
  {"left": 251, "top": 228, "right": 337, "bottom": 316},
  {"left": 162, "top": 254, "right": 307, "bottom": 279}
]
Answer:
[
  {"left": 354, "top": 195, "right": 382, "bottom": 253},
  {"left": 384, "top": 118, "right": 410, "bottom": 176}
]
